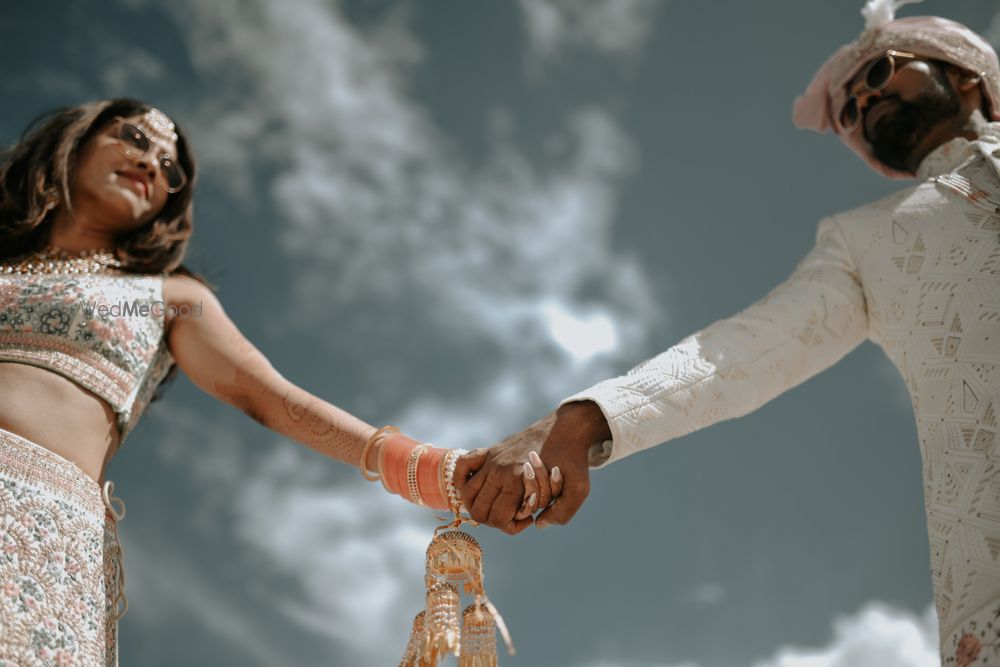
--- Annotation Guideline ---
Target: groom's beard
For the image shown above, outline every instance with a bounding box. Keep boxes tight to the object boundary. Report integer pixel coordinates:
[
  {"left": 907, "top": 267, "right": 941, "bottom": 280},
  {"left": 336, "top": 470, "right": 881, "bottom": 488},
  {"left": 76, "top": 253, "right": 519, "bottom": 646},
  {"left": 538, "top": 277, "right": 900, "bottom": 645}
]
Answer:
[{"left": 865, "top": 75, "right": 961, "bottom": 173}]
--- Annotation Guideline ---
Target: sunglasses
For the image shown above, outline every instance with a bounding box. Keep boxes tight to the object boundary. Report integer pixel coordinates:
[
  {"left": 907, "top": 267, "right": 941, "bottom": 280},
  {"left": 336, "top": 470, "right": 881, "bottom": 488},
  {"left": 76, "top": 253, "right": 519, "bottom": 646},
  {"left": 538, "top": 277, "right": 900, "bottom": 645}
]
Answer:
[
  {"left": 111, "top": 117, "right": 187, "bottom": 193},
  {"left": 839, "top": 49, "right": 920, "bottom": 133}
]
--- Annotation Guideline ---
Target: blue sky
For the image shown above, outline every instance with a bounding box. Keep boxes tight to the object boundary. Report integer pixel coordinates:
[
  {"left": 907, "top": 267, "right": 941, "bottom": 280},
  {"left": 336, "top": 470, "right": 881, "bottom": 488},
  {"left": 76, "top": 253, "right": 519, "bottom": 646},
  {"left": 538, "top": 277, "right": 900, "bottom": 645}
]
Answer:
[{"left": 2, "top": 1, "right": 999, "bottom": 665}]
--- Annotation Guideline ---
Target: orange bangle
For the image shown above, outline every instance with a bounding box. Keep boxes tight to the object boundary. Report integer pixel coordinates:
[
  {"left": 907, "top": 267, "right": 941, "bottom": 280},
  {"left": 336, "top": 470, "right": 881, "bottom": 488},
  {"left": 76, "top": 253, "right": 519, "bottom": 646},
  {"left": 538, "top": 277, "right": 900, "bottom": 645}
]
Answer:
[
  {"left": 378, "top": 434, "right": 452, "bottom": 509},
  {"left": 393, "top": 438, "right": 413, "bottom": 498},
  {"left": 381, "top": 432, "right": 419, "bottom": 497},
  {"left": 416, "top": 446, "right": 448, "bottom": 510}
]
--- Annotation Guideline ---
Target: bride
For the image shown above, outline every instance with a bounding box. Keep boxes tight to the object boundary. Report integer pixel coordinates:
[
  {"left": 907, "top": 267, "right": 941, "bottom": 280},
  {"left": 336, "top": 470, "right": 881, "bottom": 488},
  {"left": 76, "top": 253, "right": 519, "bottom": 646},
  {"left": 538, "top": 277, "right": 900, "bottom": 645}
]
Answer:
[{"left": 0, "top": 97, "right": 504, "bottom": 666}]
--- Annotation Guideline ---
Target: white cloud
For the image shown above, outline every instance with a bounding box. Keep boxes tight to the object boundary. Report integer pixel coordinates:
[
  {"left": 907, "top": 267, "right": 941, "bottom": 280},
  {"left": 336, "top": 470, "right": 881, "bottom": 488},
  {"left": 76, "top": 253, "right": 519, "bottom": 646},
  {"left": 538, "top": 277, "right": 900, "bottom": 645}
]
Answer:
[
  {"left": 147, "top": 405, "right": 433, "bottom": 663},
  {"left": 168, "top": 0, "right": 657, "bottom": 350},
  {"left": 167, "top": 0, "right": 661, "bottom": 436},
  {"left": 125, "top": 405, "right": 292, "bottom": 660},
  {"left": 543, "top": 300, "right": 620, "bottom": 362},
  {"left": 123, "top": 531, "right": 285, "bottom": 667},
  {"left": 231, "top": 445, "right": 434, "bottom": 660},
  {"left": 687, "top": 582, "right": 725, "bottom": 606},
  {"left": 573, "top": 602, "right": 939, "bottom": 667},
  {"left": 151, "top": 0, "right": 664, "bottom": 657},
  {"left": 392, "top": 357, "right": 622, "bottom": 450},
  {"left": 152, "top": 403, "right": 251, "bottom": 533},
  {"left": 518, "top": 0, "right": 659, "bottom": 68},
  {"left": 126, "top": 406, "right": 292, "bottom": 662},
  {"left": 753, "top": 602, "right": 940, "bottom": 667},
  {"left": 101, "top": 49, "right": 165, "bottom": 94},
  {"left": 11, "top": 69, "right": 89, "bottom": 98}
]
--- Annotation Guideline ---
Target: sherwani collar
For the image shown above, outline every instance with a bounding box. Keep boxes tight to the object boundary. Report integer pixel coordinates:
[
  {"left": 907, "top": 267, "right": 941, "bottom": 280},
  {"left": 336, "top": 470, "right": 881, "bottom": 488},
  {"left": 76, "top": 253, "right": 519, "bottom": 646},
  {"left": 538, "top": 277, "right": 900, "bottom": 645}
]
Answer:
[{"left": 915, "top": 121, "right": 1000, "bottom": 181}]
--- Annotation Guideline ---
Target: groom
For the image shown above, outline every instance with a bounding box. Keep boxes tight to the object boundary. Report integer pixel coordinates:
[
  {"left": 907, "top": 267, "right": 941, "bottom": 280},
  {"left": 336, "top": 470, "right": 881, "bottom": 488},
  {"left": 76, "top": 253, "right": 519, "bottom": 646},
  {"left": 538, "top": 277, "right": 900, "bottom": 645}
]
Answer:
[{"left": 455, "top": 3, "right": 1000, "bottom": 665}]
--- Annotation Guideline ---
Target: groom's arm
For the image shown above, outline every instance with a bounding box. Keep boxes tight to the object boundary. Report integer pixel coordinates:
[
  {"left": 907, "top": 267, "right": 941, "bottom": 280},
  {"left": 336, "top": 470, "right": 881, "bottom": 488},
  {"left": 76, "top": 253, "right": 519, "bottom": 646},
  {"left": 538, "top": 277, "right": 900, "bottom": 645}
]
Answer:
[{"left": 459, "top": 215, "right": 869, "bottom": 532}]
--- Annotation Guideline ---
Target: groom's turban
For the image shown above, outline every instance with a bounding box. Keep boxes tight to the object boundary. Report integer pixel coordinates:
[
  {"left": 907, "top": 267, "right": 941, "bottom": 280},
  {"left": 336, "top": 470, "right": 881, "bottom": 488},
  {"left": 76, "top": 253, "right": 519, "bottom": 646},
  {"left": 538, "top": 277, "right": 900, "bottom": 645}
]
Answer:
[{"left": 792, "top": 0, "right": 1000, "bottom": 179}]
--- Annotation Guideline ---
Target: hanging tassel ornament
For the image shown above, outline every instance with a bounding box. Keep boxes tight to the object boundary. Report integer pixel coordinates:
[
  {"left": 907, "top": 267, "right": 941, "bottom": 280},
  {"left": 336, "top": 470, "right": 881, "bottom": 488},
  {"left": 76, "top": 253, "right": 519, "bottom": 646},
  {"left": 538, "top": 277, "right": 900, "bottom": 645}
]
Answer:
[
  {"left": 426, "top": 530, "right": 483, "bottom": 594},
  {"left": 399, "top": 610, "right": 425, "bottom": 667},
  {"left": 459, "top": 602, "right": 498, "bottom": 667},
  {"left": 422, "top": 582, "right": 462, "bottom": 664}
]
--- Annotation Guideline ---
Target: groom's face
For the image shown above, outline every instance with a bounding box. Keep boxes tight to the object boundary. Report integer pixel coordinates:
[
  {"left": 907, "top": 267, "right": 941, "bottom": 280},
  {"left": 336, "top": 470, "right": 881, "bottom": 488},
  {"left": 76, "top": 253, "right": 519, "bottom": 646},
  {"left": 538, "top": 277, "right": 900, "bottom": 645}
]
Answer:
[{"left": 842, "top": 58, "right": 964, "bottom": 173}]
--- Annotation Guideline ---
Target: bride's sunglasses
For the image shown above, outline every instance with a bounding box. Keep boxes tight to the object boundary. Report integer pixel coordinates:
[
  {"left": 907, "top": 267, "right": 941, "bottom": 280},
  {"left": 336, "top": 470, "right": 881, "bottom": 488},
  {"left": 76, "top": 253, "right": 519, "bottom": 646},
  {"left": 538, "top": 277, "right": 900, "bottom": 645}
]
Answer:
[
  {"left": 839, "top": 49, "right": 920, "bottom": 132},
  {"left": 111, "top": 117, "right": 187, "bottom": 193}
]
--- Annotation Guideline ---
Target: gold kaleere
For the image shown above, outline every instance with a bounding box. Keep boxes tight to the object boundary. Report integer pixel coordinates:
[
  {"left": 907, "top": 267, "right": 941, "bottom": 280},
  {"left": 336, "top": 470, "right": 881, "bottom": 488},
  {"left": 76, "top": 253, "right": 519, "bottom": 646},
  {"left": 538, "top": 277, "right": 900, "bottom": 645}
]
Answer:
[
  {"left": 399, "top": 610, "right": 425, "bottom": 667},
  {"left": 422, "top": 582, "right": 461, "bottom": 664},
  {"left": 459, "top": 601, "right": 499, "bottom": 667},
  {"left": 426, "top": 530, "right": 483, "bottom": 595},
  {"left": 396, "top": 450, "right": 515, "bottom": 665},
  {"left": 397, "top": 525, "right": 515, "bottom": 665}
]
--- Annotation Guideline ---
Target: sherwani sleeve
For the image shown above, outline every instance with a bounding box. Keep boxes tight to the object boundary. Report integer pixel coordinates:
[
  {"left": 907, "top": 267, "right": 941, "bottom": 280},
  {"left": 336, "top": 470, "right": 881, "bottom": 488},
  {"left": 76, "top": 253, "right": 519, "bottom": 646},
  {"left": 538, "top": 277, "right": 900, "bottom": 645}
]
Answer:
[{"left": 562, "top": 217, "right": 869, "bottom": 468}]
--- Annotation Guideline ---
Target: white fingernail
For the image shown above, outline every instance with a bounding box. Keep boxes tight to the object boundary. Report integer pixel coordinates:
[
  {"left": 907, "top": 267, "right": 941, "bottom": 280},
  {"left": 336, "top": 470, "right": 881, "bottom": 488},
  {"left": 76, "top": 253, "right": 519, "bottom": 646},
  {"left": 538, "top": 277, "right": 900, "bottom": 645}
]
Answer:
[
  {"left": 527, "top": 493, "right": 537, "bottom": 507},
  {"left": 522, "top": 461, "right": 535, "bottom": 480},
  {"left": 552, "top": 467, "right": 562, "bottom": 484},
  {"left": 529, "top": 451, "right": 543, "bottom": 467}
]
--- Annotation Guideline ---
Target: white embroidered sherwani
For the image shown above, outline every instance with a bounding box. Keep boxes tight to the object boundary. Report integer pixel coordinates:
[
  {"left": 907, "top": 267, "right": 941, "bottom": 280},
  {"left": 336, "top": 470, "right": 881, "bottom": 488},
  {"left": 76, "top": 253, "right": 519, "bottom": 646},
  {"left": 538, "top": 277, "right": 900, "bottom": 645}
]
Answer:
[{"left": 565, "top": 124, "right": 1000, "bottom": 665}]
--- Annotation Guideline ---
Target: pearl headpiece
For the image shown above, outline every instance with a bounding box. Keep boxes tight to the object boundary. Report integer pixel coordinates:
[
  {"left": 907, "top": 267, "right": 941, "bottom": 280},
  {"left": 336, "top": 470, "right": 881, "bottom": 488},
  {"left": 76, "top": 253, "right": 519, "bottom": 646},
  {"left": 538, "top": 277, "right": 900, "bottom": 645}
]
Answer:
[{"left": 138, "top": 108, "right": 178, "bottom": 146}]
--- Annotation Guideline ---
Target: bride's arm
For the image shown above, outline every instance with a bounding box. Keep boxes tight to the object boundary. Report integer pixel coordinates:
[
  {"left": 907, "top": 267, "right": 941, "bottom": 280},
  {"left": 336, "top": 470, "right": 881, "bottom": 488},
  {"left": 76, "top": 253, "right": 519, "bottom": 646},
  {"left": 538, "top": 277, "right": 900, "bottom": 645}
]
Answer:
[{"left": 163, "top": 274, "right": 379, "bottom": 471}]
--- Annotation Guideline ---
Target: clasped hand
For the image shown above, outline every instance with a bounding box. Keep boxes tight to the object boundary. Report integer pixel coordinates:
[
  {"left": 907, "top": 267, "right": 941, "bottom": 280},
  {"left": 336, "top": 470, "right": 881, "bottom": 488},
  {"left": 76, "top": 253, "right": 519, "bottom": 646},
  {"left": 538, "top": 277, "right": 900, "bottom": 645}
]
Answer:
[{"left": 452, "top": 401, "right": 610, "bottom": 535}]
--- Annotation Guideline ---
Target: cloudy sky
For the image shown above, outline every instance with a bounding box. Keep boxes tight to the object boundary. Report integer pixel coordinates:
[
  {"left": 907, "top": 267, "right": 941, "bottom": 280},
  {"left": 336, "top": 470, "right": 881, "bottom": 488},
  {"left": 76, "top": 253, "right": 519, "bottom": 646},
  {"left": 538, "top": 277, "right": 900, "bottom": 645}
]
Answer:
[{"left": 3, "top": 0, "right": 999, "bottom": 665}]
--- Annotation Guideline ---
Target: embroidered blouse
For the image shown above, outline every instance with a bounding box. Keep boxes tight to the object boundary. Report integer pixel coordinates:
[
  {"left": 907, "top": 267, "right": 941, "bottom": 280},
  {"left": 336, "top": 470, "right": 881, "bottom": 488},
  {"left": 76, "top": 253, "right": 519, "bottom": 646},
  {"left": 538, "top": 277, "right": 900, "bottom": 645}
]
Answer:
[{"left": 0, "top": 271, "right": 175, "bottom": 443}]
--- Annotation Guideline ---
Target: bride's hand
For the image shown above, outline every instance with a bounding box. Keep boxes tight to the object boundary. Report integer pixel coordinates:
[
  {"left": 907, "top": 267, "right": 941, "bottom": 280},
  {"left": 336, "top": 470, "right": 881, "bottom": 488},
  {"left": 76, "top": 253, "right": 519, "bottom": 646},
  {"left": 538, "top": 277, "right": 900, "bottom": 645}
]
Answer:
[{"left": 515, "top": 451, "right": 562, "bottom": 520}]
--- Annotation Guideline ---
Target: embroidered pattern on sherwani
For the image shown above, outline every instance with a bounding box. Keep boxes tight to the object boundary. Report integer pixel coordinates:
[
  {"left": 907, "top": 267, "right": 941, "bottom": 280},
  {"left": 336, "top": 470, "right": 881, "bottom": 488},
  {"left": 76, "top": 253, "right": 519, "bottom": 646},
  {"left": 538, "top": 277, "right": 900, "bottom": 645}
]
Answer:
[
  {"left": 0, "top": 272, "right": 175, "bottom": 443},
  {"left": 0, "top": 428, "right": 120, "bottom": 667},
  {"left": 565, "top": 123, "right": 1000, "bottom": 664}
]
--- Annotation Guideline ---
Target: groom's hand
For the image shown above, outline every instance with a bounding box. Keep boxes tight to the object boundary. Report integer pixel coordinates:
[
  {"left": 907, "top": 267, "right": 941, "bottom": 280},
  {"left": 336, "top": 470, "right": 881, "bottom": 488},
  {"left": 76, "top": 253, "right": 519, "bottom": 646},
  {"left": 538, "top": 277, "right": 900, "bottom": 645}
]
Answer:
[
  {"left": 533, "top": 401, "right": 609, "bottom": 529},
  {"left": 454, "top": 401, "right": 611, "bottom": 534},
  {"left": 454, "top": 412, "right": 557, "bottom": 535}
]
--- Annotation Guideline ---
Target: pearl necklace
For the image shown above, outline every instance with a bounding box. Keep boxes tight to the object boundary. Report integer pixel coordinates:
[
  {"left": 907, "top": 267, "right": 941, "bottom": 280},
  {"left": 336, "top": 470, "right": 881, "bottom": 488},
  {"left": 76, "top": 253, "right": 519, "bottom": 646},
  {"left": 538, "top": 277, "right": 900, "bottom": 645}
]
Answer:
[{"left": 0, "top": 245, "right": 124, "bottom": 275}]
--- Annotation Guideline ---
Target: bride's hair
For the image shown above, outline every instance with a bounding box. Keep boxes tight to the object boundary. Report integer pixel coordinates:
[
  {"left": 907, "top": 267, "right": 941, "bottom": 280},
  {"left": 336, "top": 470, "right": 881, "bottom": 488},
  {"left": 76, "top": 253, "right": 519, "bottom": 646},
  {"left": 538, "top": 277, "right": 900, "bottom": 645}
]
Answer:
[{"left": 0, "top": 97, "right": 210, "bottom": 281}]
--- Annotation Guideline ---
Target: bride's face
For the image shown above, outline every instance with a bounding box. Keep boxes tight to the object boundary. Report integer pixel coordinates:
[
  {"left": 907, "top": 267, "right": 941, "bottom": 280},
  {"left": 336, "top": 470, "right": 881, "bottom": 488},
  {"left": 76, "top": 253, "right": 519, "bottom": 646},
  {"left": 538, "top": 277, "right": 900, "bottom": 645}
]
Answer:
[{"left": 69, "top": 113, "right": 180, "bottom": 231}]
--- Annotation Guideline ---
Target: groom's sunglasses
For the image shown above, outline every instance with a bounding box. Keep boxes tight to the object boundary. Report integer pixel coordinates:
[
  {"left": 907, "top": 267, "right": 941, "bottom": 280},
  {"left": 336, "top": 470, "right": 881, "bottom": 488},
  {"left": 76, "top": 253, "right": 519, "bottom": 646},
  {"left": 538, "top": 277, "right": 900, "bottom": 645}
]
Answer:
[{"left": 839, "top": 49, "right": 920, "bottom": 132}]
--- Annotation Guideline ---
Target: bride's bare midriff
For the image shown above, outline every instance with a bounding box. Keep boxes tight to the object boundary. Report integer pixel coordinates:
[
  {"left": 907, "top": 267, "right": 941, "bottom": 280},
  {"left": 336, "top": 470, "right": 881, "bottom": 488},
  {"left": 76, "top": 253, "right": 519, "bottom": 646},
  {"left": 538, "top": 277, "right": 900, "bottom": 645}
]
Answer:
[{"left": 0, "top": 362, "right": 119, "bottom": 483}]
